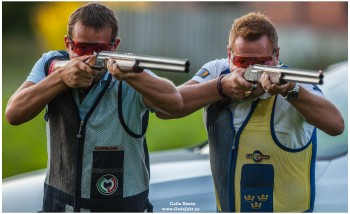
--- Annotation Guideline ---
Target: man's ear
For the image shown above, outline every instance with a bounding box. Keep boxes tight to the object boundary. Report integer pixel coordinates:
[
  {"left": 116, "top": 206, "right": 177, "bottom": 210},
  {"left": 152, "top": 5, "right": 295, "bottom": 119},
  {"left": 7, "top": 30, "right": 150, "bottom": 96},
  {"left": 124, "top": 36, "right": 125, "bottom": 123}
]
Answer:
[
  {"left": 227, "top": 47, "right": 232, "bottom": 60},
  {"left": 227, "top": 47, "right": 235, "bottom": 68},
  {"left": 111, "top": 37, "right": 121, "bottom": 51},
  {"left": 64, "top": 35, "right": 71, "bottom": 50},
  {"left": 274, "top": 48, "right": 280, "bottom": 60}
]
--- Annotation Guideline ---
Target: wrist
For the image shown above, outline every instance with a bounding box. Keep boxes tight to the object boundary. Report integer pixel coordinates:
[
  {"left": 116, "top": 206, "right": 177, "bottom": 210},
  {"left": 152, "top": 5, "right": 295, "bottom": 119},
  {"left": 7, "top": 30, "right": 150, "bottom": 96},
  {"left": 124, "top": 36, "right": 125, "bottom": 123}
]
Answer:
[
  {"left": 280, "top": 82, "right": 295, "bottom": 97},
  {"left": 217, "top": 75, "right": 229, "bottom": 98},
  {"left": 282, "top": 83, "right": 300, "bottom": 101},
  {"left": 53, "top": 68, "right": 70, "bottom": 90}
]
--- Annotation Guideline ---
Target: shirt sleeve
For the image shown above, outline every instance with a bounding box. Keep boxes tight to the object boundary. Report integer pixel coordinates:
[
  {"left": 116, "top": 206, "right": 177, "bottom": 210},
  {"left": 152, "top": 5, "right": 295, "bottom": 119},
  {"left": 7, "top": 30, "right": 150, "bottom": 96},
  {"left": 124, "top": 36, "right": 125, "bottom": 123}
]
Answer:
[
  {"left": 301, "top": 83, "right": 324, "bottom": 97},
  {"left": 191, "top": 58, "right": 229, "bottom": 83},
  {"left": 273, "top": 83, "right": 323, "bottom": 149},
  {"left": 277, "top": 83, "right": 323, "bottom": 121},
  {"left": 122, "top": 81, "right": 149, "bottom": 135}
]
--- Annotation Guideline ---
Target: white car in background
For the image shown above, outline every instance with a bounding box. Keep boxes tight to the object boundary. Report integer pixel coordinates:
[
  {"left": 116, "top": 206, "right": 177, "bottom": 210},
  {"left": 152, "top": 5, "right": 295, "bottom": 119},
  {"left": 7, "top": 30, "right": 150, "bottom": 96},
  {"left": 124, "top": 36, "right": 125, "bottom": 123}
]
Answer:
[{"left": 3, "top": 61, "right": 348, "bottom": 212}]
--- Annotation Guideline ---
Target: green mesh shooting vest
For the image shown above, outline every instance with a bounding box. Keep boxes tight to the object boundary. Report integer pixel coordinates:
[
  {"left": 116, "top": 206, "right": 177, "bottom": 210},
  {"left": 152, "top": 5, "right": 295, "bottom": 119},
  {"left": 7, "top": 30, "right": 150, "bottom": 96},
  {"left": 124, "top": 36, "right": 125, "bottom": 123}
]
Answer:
[{"left": 43, "top": 64, "right": 151, "bottom": 212}]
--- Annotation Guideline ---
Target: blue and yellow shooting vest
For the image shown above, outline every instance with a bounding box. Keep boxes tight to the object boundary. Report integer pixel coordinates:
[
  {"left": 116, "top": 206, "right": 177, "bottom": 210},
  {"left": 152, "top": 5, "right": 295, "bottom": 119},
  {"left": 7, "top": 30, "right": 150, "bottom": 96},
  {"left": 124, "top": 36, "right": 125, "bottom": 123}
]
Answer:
[{"left": 206, "top": 95, "right": 316, "bottom": 212}]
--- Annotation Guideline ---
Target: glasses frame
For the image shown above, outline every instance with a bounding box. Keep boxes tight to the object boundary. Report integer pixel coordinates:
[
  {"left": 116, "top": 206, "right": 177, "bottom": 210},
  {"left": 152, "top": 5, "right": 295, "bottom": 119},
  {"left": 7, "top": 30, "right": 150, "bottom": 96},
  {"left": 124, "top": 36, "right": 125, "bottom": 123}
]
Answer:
[
  {"left": 67, "top": 36, "right": 115, "bottom": 56},
  {"left": 230, "top": 51, "right": 276, "bottom": 68}
]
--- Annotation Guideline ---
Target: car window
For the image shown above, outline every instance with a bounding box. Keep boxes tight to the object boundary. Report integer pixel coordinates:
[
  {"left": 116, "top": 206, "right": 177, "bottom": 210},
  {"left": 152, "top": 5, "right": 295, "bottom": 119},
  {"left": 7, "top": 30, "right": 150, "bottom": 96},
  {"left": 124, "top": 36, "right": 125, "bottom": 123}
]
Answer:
[{"left": 317, "top": 61, "right": 348, "bottom": 160}]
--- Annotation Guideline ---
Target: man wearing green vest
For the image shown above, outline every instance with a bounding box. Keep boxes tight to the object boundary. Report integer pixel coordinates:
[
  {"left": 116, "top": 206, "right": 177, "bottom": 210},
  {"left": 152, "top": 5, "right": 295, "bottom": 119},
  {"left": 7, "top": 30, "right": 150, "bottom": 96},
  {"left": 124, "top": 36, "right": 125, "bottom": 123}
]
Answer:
[{"left": 6, "top": 3, "right": 183, "bottom": 212}]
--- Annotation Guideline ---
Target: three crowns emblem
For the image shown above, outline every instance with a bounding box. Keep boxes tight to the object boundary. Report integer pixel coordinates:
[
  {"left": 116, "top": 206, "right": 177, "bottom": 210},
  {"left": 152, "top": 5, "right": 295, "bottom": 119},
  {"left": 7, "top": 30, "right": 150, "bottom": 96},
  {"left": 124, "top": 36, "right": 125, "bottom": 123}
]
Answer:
[{"left": 244, "top": 194, "right": 269, "bottom": 209}]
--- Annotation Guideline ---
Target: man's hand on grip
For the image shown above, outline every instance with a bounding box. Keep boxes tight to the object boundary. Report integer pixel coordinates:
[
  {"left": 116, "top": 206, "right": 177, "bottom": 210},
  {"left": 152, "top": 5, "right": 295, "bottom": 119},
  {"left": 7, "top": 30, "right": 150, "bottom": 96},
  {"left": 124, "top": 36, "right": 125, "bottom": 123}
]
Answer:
[{"left": 59, "top": 55, "right": 98, "bottom": 89}]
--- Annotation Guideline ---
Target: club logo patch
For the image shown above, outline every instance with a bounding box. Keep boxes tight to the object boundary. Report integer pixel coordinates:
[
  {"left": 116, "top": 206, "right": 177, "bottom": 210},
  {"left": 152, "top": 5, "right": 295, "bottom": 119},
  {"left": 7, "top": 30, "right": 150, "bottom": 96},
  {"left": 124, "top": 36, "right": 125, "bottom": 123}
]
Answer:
[
  {"left": 195, "top": 68, "right": 210, "bottom": 78},
  {"left": 96, "top": 174, "right": 118, "bottom": 195},
  {"left": 246, "top": 150, "right": 270, "bottom": 162}
]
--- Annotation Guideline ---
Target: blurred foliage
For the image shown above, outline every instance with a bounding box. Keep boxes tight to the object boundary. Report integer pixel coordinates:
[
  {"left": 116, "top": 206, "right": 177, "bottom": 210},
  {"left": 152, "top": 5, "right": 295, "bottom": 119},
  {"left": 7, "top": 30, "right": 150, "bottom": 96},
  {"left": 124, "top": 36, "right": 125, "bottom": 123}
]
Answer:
[
  {"left": 2, "top": 2, "right": 207, "bottom": 179},
  {"left": 3, "top": 34, "right": 49, "bottom": 178},
  {"left": 23, "top": 2, "right": 161, "bottom": 50},
  {"left": 2, "top": 110, "right": 48, "bottom": 179},
  {"left": 31, "top": 2, "right": 83, "bottom": 50},
  {"left": 2, "top": 2, "right": 39, "bottom": 38}
]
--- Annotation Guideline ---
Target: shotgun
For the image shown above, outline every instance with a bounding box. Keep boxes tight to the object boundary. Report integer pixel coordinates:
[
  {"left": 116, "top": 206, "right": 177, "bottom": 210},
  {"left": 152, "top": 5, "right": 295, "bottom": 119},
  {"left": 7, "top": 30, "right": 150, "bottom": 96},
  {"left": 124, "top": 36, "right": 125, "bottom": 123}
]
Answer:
[
  {"left": 244, "top": 64, "right": 323, "bottom": 85},
  {"left": 48, "top": 51, "right": 190, "bottom": 74}
]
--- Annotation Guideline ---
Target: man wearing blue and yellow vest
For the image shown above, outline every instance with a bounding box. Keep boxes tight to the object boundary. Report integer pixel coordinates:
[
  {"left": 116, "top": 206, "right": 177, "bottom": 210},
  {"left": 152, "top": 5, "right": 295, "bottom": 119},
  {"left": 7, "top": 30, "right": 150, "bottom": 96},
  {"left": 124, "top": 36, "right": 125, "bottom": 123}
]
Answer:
[
  {"left": 157, "top": 12, "right": 344, "bottom": 212},
  {"left": 5, "top": 3, "right": 183, "bottom": 212}
]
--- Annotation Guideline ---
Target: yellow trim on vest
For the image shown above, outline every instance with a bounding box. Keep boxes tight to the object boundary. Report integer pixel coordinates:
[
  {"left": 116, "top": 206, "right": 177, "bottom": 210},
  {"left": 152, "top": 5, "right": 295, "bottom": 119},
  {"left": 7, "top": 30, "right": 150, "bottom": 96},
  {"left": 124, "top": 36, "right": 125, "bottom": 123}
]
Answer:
[
  {"left": 234, "top": 96, "right": 313, "bottom": 212},
  {"left": 214, "top": 186, "right": 222, "bottom": 212}
]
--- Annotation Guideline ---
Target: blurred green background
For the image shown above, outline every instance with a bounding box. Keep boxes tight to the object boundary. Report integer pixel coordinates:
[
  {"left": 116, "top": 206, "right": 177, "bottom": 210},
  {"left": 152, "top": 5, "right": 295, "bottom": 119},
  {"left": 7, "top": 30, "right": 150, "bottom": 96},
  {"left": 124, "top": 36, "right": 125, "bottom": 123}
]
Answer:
[
  {"left": 3, "top": 2, "right": 208, "bottom": 179},
  {"left": 2, "top": 2, "right": 347, "bottom": 178}
]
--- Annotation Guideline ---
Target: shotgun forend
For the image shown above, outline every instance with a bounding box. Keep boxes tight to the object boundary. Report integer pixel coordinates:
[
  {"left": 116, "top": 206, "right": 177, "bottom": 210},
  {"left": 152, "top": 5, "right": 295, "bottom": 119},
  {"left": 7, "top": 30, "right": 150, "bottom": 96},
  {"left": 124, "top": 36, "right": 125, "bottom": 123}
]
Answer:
[{"left": 244, "top": 64, "right": 323, "bottom": 85}]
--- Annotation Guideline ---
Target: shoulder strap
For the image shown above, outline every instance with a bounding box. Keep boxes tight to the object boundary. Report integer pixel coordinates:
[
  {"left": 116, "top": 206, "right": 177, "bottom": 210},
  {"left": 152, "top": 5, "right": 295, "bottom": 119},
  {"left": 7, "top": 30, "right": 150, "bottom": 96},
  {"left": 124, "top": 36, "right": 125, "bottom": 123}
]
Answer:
[
  {"left": 117, "top": 81, "right": 149, "bottom": 138},
  {"left": 220, "top": 68, "right": 230, "bottom": 75}
]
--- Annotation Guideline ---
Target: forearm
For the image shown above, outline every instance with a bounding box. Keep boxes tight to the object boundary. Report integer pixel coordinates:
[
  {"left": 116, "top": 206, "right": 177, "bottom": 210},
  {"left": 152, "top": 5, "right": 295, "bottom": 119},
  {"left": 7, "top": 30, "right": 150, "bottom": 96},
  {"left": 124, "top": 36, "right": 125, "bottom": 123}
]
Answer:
[
  {"left": 6, "top": 72, "right": 67, "bottom": 125},
  {"left": 289, "top": 87, "right": 344, "bottom": 136},
  {"left": 157, "top": 79, "right": 223, "bottom": 119},
  {"left": 124, "top": 72, "right": 183, "bottom": 115}
]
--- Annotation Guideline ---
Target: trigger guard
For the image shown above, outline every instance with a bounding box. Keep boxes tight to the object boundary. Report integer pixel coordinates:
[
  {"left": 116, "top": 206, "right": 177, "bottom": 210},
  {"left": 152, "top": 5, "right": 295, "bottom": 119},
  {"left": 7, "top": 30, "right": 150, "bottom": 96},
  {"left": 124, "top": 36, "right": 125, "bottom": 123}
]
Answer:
[{"left": 251, "top": 81, "right": 257, "bottom": 91}]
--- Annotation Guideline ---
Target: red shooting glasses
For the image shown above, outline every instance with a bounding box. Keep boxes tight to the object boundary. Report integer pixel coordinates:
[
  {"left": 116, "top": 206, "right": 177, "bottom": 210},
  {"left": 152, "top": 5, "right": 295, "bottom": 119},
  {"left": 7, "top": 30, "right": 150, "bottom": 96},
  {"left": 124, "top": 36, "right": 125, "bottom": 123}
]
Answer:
[
  {"left": 232, "top": 52, "right": 275, "bottom": 68},
  {"left": 68, "top": 37, "right": 113, "bottom": 56}
]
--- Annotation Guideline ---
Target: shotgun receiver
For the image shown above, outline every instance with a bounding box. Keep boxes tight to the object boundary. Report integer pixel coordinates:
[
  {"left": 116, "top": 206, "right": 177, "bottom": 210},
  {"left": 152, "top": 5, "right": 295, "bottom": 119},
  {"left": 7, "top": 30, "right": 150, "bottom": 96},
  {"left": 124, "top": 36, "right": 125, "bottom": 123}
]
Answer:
[
  {"left": 48, "top": 51, "right": 190, "bottom": 74},
  {"left": 244, "top": 64, "right": 323, "bottom": 85}
]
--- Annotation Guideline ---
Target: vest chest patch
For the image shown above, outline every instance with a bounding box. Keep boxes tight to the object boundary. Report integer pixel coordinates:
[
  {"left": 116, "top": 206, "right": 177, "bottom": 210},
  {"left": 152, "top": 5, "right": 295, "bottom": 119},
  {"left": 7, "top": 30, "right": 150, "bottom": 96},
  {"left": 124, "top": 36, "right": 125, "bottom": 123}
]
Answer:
[
  {"left": 246, "top": 150, "right": 270, "bottom": 162},
  {"left": 97, "top": 174, "right": 119, "bottom": 195},
  {"left": 240, "top": 164, "right": 274, "bottom": 212},
  {"left": 244, "top": 194, "right": 268, "bottom": 202},
  {"left": 243, "top": 194, "right": 269, "bottom": 209},
  {"left": 91, "top": 150, "right": 124, "bottom": 199}
]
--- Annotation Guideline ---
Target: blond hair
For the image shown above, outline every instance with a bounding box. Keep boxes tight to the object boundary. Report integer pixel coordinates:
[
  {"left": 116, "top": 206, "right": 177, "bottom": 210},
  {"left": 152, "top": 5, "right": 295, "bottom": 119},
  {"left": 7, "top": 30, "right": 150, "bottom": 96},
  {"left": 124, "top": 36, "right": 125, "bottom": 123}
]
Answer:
[{"left": 228, "top": 12, "right": 278, "bottom": 51}]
